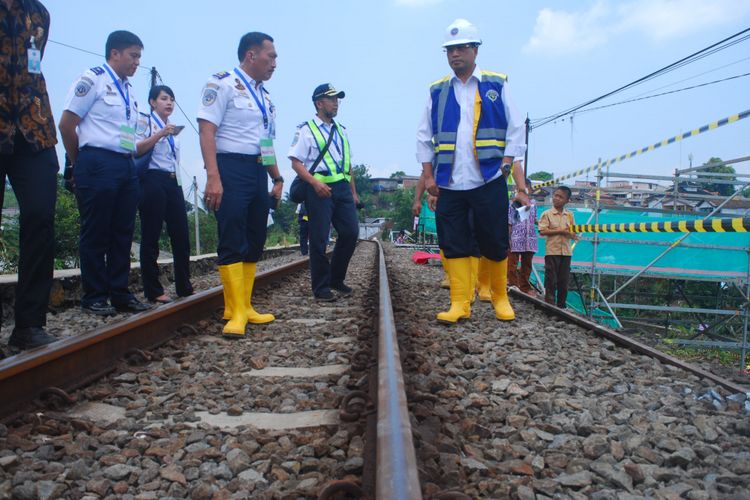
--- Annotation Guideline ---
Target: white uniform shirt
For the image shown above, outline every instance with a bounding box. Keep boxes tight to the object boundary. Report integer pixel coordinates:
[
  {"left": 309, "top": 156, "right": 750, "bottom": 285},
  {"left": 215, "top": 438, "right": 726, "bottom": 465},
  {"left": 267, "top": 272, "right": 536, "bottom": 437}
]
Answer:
[
  {"left": 135, "top": 112, "right": 180, "bottom": 174},
  {"left": 196, "top": 67, "right": 276, "bottom": 155},
  {"left": 63, "top": 62, "right": 140, "bottom": 153},
  {"left": 287, "top": 116, "right": 352, "bottom": 173},
  {"left": 416, "top": 66, "right": 526, "bottom": 191}
]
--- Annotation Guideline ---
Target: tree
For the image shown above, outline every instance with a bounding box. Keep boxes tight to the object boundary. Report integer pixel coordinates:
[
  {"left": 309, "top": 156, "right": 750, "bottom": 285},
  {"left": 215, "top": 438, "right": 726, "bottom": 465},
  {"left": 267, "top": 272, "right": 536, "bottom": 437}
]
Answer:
[
  {"left": 390, "top": 170, "right": 406, "bottom": 179},
  {"left": 352, "top": 164, "right": 371, "bottom": 194},
  {"left": 529, "top": 171, "right": 553, "bottom": 181},
  {"left": 696, "top": 157, "right": 736, "bottom": 196},
  {"left": 54, "top": 184, "right": 81, "bottom": 268}
]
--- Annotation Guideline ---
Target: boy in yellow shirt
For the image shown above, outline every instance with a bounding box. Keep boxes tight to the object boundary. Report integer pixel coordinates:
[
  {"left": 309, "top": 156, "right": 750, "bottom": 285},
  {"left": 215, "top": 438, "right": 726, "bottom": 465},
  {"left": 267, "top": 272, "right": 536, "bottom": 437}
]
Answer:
[{"left": 538, "top": 186, "right": 578, "bottom": 307}]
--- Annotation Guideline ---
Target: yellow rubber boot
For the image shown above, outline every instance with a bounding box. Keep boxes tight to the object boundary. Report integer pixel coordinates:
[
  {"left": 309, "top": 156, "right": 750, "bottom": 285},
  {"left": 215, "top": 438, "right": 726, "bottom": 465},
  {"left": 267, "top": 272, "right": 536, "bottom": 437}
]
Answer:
[
  {"left": 436, "top": 257, "right": 472, "bottom": 323},
  {"left": 477, "top": 257, "right": 492, "bottom": 302},
  {"left": 219, "top": 263, "right": 248, "bottom": 336},
  {"left": 222, "top": 287, "right": 232, "bottom": 320},
  {"left": 488, "top": 258, "right": 515, "bottom": 321},
  {"left": 242, "top": 262, "right": 275, "bottom": 324},
  {"left": 439, "top": 250, "right": 450, "bottom": 289},
  {"left": 469, "top": 256, "right": 479, "bottom": 304}
]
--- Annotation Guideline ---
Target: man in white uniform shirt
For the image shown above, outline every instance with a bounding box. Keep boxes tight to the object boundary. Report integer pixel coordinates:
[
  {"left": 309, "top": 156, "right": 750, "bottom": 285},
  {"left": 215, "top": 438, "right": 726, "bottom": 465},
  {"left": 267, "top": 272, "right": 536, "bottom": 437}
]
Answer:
[
  {"left": 416, "top": 19, "right": 530, "bottom": 324},
  {"left": 59, "top": 30, "right": 151, "bottom": 315},
  {"left": 197, "top": 31, "right": 283, "bottom": 338},
  {"left": 288, "top": 84, "right": 360, "bottom": 302}
]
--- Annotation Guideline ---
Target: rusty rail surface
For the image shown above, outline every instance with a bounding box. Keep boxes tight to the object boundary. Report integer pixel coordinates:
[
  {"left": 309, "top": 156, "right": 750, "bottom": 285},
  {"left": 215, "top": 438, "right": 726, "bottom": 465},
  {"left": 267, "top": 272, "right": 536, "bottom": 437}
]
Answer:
[
  {"left": 0, "top": 259, "right": 309, "bottom": 421},
  {"left": 373, "top": 241, "right": 423, "bottom": 500},
  {"left": 510, "top": 289, "right": 750, "bottom": 394}
]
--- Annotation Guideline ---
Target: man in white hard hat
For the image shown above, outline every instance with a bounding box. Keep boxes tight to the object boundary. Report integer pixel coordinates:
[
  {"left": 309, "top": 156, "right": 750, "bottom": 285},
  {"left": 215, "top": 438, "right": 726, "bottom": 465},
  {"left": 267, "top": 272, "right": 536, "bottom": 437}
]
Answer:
[{"left": 416, "top": 18, "right": 529, "bottom": 323}]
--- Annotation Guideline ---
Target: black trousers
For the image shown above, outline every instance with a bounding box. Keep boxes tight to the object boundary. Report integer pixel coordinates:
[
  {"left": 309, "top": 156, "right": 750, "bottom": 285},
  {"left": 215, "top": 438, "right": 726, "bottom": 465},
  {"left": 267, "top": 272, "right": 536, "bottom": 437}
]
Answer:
[
  {"left": 544, "top": 255, "right": 571, "bottom": 307},
  {"left": 298, "top": 215, "right": 309, "bottom": 256},
  {"left": 76, "top": 146, "right": 139, "bottom": 307},
  {"left": 138, "top": 170, "right": 193, "bottom": 300},
  {"left": 436, "top": 176, "right": 508, "bottom": 260},
  {"left": 214, "top": 153, "right": 269, "bottom": 265},
  {"left": 305, "top": 180, "right": 358, "bottom": 296},
  {"left": 0, "top": 135, "right": 58, "bottom": 328}
]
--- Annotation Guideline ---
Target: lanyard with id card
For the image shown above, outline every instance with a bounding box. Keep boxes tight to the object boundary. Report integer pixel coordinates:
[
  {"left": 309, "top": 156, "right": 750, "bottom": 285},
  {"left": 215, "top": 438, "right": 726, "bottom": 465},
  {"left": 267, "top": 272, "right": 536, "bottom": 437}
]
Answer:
[
  {"left": 260, "top": 138, "right": 276, "bottom": 166},
  {"left": 104, "top": 64, "right": 136, "bottom": 152},
  {"left": 27, "top": 35, "right": 41, "bottom": 74}
]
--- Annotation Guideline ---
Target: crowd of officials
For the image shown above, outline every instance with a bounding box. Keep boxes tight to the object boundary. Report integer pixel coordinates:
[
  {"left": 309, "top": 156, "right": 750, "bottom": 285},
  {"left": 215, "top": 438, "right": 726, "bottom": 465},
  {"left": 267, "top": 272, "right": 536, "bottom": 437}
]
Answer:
[
  {"left": 1, "top": 2, "right": 577, "bottom": 353},
  {"left": 1, "top": 1, "right": 363, "bottom": 352}
]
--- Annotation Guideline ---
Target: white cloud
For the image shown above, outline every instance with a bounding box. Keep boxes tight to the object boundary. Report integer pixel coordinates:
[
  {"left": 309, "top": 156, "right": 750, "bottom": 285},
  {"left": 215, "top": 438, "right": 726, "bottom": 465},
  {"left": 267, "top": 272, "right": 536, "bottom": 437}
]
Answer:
[
  {"left": 524, "top": 0, "right": 750, "bottom": 56},
  {"left": 524, "top": 2, "right": 610, "bottom": 55}
]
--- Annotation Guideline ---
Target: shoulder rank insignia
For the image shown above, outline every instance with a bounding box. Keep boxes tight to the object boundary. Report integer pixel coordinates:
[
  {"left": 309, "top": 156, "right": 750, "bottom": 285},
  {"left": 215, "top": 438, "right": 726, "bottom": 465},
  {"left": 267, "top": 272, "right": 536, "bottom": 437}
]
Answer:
[
  {"left": 296, "top": 121, "right": 307, "bottom": 129},
  {"left": 213, "top": 71, "right": 230, "bottom": 80},
  {"left": 90, "top": 66, "right": 104, "bottom": 76}
]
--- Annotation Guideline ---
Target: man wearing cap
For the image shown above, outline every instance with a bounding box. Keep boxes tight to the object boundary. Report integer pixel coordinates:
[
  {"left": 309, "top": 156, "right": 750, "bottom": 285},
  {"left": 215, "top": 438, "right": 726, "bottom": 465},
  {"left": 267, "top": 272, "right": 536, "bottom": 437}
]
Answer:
[
  {"left": 197, "top": 31, "right": 283, "bottom": 337},
  {"left": 416, "top": 19, "right": 529, "bottom": 323},
  {"left": 288, "top": 84, "right": 360, "bottom": 302}
]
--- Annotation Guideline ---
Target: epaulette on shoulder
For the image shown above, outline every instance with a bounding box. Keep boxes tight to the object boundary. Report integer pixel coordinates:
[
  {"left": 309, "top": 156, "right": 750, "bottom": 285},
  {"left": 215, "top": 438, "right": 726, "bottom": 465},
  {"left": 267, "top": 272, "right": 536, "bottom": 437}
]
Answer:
[
  {"left": 429, "top": 75, "right": 451, "bottom": 87},
  {"left": 480, "top": 70, "right": 508, "bottom": 81},
  {"left": 213, "top": 71, "right": 230, "bottom": 80},
  {"left": 90, "top": 66, "right": 104, "bottom": 76},
  {"left": 297, "top": 121, "right": 308, "bottom": 129}
]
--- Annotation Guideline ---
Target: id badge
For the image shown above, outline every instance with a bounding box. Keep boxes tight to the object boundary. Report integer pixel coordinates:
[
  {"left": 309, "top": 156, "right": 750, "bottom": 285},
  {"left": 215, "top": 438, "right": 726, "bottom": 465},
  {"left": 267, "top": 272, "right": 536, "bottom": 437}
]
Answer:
[
  {"left": 27, "top": 48, "right": 41, "bottom": 74},
  {"left": 119, "top": 124, "right": 136, "bottom": 152},
  {"left": 260, "top": 138, "right": 276, "bottom": 166}
]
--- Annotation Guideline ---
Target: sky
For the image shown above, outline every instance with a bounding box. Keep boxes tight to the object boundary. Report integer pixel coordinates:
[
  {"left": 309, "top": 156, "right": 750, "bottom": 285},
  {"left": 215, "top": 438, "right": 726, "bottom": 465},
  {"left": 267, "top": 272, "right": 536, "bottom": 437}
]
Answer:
[{"left": 40, "top": 0, "right": 750, "bottom": 198}]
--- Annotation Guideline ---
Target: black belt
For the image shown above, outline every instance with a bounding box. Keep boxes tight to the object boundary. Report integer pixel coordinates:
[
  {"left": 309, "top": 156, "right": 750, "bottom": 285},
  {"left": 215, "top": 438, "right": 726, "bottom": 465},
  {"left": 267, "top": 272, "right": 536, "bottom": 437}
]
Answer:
[
  {"left": 144, "top": 169, "right": 177, "bottom": 179},
  {"left": 217, "top": 152, "right": 263, "bottom": 164},
  {"left": 80, "top": 145, "right": 134, "bottom": 159}
]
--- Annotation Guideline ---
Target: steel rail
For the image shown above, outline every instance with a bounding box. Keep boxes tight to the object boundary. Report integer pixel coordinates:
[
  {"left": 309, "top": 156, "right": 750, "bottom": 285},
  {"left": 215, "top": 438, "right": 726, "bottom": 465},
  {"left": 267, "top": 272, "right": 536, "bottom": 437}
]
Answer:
[
  {"left": 373, "top": 240, "right": 422, "bottom": 500},
  {"left": 0, "top": 259, "right": 309, "bottom": 422},
  {"left": 510, "top": 289, "right": 750, "bottom": 394}
]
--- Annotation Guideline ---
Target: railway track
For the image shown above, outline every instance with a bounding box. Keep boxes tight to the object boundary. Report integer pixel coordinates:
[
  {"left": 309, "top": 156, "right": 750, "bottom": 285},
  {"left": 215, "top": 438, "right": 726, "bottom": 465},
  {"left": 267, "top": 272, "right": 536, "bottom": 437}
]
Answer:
[{"left": 1, "top": 243, "right": 748, "bottom": 498}]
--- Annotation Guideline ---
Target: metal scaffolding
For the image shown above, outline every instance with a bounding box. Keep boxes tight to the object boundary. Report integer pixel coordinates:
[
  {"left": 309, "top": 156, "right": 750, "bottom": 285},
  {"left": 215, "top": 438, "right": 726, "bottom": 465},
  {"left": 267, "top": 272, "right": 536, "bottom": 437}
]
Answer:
[{"left": 538, "top": 156, "right": 750, "bottom": 370}]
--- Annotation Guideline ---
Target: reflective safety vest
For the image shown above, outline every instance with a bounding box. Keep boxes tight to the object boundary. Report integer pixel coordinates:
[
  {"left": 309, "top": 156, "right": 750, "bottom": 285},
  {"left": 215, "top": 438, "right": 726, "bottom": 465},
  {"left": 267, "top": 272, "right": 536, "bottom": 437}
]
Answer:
[
  {"left": 307, "top": 119, "right": 351, "bottom": 184},
  {"left": 430, "top": 70, "right": 509, "bottom": 187}
]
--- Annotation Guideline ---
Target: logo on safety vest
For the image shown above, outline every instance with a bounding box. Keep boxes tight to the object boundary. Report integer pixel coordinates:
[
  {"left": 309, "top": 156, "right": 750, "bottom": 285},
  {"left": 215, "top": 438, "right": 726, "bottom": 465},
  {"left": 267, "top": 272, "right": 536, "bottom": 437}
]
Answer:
[{"left": 485, "top": 89, "right": 499, "bottom": 102}]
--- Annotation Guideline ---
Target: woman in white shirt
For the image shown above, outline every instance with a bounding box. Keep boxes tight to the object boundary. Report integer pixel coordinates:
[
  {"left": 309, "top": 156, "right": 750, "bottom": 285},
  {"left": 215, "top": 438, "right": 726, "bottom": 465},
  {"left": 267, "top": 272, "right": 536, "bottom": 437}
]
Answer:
[{"left": 135, "top": 85, "right": 193, "bottom": 303}]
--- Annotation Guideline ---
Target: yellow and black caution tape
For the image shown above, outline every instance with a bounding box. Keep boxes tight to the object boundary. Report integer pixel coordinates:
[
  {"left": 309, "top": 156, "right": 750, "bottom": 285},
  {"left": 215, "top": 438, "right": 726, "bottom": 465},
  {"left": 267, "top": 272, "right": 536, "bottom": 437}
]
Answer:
[
  {"left": 573, "top": 217, "right": 749, "bottom": 234},
  {"left": 533, "top": 109, "right": 750, "bottom": 191}
]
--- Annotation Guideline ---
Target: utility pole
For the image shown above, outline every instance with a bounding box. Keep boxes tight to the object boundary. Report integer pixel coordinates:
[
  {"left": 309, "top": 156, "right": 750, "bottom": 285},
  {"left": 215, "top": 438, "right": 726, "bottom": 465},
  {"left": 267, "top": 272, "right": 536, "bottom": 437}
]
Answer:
[
  {"left": 193, "top": 176, "right": 200, "bottom": 255},
  {"left": 150, "top": 66, "right": 157, "bottom": 89},
  {"left": 524, "top": 115, "right": 530, "bottom": 176}
]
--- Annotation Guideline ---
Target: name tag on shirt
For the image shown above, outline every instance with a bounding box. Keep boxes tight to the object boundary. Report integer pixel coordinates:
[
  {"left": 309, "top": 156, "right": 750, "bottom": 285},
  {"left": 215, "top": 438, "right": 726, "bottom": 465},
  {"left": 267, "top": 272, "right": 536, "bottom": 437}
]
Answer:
[
  {"left": 27, "top": 48, "right": 41, "bottom": 74},
  {"left": 260, "top": 138, "right": 275, "bottom": 166},
  {"left": 120, "top": 124, "right": 136, "bottom": 152}
]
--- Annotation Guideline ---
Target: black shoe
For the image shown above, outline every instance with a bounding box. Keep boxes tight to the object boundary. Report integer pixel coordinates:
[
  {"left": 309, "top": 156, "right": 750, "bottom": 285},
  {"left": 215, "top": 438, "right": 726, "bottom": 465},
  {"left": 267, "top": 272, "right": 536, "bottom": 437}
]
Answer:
[
  {"left": 314, "top": 290, "right": 337, "bottom": 302},
  {"left": 8, "top": 327, "right": 57, "bottom": 352},
  {"left": 82, "top": 301, "right": 116, "bottom": 315},
  {"left": 331, "top": 282, "right": 353, "bottom": 296},
  {"left": 113, "top": 299, "right": 153, "bottom": 313}
]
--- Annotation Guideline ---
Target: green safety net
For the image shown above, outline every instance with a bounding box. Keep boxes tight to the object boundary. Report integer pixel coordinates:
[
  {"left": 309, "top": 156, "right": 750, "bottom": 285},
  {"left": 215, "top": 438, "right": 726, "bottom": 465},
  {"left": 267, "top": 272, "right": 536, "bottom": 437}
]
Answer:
[
  {"left": 535, "top": 206, "right": 750, "bottom": 283},
  {"left": 417, "top": 199, "right": 437, "bottom": 235}
]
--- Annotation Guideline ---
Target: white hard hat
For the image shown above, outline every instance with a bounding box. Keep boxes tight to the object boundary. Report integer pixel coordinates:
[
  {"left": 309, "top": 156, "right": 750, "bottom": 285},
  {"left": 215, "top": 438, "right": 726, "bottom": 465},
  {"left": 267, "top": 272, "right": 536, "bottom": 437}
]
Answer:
[{"left": 442, "top": 18, "right": 482, "bottom": 47}]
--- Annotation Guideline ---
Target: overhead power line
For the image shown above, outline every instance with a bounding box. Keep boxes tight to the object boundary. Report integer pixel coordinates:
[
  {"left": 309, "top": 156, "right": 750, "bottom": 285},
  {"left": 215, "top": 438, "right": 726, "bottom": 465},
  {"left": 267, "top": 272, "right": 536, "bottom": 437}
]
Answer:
[
  {"left": 47, "top": 39, "right": 198, "bottom": 137},
  {"left": 531, "top": 26, "right": 750, "bottom": 129},
  {"left": 570, "top": 71, "right": 750, "bottom": 116}
]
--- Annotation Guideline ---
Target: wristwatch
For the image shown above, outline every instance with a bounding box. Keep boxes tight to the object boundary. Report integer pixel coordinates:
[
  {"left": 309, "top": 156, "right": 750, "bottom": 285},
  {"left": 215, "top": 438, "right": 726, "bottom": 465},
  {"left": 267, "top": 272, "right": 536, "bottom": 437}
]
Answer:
[
  {"left": 272, "top": 176, "right": 284, "bottom": 184},
  {"left": 516, "top": 187, "right": 529, "bottom": 195}
]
